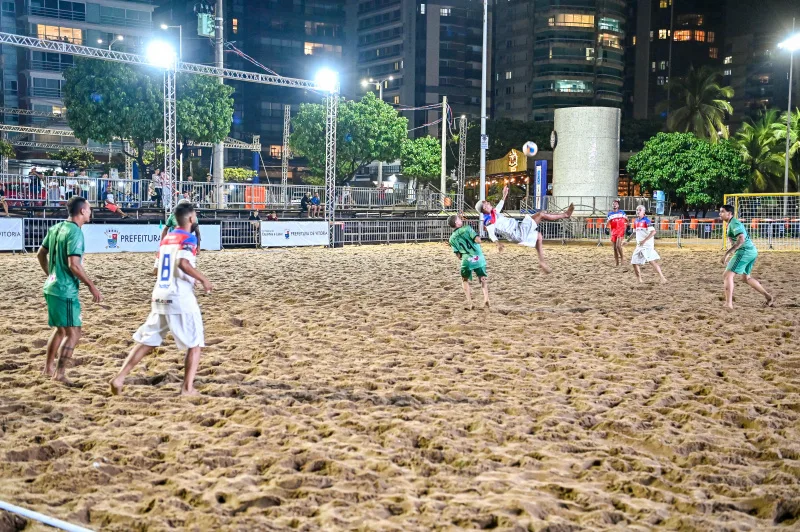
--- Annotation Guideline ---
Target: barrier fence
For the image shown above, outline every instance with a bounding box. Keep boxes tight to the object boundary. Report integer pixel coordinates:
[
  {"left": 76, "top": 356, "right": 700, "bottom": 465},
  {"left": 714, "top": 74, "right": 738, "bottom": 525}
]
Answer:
[{"left": 12, "top": 216, "right": 800, "bottom": 253}]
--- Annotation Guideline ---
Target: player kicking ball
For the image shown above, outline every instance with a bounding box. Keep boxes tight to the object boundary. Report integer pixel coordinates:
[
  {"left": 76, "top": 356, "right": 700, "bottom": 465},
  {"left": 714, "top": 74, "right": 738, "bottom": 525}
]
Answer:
[
  {"left": 448, "top": 213, "right": 489, "bottom": 310},
  {"left": 605, "top": 199, "right": 627, "bottom": 266},
  {"left": 624, "top": 205, "right": 667, "bottom": 284},
  {"left": 476, "top": 185, "right": 574, "bottom": 274},
  {"left": 719, "top": 204, "right": 774, "bottom": 309},
  {"left": 111, "top": 203, "right": 213, "bottom": 396}
]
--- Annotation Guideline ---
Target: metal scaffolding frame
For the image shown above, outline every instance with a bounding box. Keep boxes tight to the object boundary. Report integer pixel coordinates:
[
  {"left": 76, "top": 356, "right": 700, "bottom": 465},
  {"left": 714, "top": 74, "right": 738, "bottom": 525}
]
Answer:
[
  {"left": 457, "top": 116, "right": 466, "bottom": 211},
  {"left": 163, "top": 69, "right": 178, "bottom": 212},
  {"left": 324, "top": 95, "right": 338, "bottom": 247},
  {"left": 282, "top": 104, "right": 290, "bottom": 208},
  {"left": 0, "top": 107, "right": 61, "bottom": 118},
  {"left": 7, "top": 140, "right": 110, "bottom": 154}
]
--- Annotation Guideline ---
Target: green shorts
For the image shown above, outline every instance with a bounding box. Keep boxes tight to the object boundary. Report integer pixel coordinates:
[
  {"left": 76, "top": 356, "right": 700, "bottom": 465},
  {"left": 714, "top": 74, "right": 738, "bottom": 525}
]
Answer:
[
  {"left": 461, "top": 265, "right": 487, "bottom": 280},
  {"left": 726, "top": 249, "right": 758, "bottom": 276},
  {"left": 45, "top": 294, "right": 82, "bottom": 328}
]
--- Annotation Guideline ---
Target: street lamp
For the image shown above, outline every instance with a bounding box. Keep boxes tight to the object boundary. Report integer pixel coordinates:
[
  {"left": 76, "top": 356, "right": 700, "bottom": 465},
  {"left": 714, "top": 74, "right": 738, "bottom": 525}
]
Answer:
[
  {"left": 160, "top": 24, "right": 183, "bottom": 60},
  {"left": 361, "top": 76, "right": 394, "bottom": 187},
  {"left": 778, "top": 25, "right": 799, "bottom": 207}
]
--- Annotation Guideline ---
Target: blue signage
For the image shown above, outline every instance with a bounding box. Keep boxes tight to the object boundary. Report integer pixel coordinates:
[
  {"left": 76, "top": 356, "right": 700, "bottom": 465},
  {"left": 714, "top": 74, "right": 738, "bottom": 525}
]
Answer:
[{"left": 534, "top": 160, "right": 548, "bottom": 210}]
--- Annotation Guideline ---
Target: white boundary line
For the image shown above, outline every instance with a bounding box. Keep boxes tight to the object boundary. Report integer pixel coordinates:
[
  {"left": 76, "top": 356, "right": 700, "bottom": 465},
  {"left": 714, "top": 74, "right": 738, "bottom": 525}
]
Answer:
[{"left": 0, "top": 500, "right": 94, "bottom": 532}]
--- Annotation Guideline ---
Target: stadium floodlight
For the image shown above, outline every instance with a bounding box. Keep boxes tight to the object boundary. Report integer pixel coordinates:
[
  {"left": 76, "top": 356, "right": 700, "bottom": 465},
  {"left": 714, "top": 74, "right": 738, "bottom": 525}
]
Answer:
[
  {"left": 160, "top": 23, "right": 169, "bottom": 30},
  {"left": 314, "top": 68, "right": 338, "bottom": 93},
  {"left": 778, "top": 33, "right": 800, "bottom": 52},
  {"left": 146, "top": 40, "right": 177, "bottom": 69}
]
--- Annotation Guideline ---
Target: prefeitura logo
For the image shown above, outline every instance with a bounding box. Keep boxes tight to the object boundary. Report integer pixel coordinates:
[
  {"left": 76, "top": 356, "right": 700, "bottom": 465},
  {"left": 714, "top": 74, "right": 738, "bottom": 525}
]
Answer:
[{"left": 105, "top": 229, "right": 119, "bottom": 249}]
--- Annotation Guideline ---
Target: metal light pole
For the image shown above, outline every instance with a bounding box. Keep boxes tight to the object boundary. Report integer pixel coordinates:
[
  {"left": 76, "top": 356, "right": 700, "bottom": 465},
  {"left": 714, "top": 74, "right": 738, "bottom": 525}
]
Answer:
[
  {"left": 212, "top": 0, "right": 224, "bottom": 207},
  {"left": 440, "top": 95, "right": 448, "bottom": 205},
  {"left": 778, "top": 21, "right": 798, "bottom": 216},
  {"left": 479, "top": 0, "right": 488, "bottom": 202},
  {"left": 282, "top": 104, "right": 291, "bottom": 208},
  {"left": 361, "top": 76, "right": 393, "bottom": 188},
  {"left": 457, "top": 115, "right": 467, "bottom": 211}
]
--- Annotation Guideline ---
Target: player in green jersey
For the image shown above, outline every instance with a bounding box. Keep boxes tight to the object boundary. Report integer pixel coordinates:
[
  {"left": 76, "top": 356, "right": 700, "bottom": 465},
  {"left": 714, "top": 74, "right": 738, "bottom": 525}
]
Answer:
[
  {"left": 36, "top": 196, "right": 103, "bottom": 382},
  {"left": 448, "top": 214, "right": 489, "bottom": 310},
  {"left": 720, "top": 204, "right": 774, "bottom": 310}
]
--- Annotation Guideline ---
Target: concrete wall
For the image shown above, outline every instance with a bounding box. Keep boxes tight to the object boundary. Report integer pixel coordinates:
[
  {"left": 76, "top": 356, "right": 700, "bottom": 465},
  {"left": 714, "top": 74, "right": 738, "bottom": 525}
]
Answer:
[{"left": 553, "top": 107, "right": 620, "bottom": 212}]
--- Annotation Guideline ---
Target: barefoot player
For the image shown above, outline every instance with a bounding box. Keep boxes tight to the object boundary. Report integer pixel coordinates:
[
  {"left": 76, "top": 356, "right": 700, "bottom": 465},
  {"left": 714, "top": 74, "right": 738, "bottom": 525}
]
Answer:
[
  {"left": 719, "top": 204, "right": 774, "bottom": 309},
  {"left": 624, "top": 205, "right": 667, "bottom": 284},
  {"left": 36, "top": 196, "right": 103, "bottom": 383},
  {"left": 448, "top": 213, "right": 489, "bottom": 309},
  {"left": 111, "top": 203, "right": 213, "bottom": 396},
  {"left": 606, "top": 199, "right": 627, "bottom": 266},
  {"left": 476, "top": 185, "right": 574, "bottom": 273}
]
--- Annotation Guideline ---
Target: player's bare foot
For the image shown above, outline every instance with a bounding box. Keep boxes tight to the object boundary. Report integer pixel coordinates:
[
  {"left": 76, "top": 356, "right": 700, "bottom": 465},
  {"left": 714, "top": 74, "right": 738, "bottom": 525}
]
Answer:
[
  {"left": 660, "top": 278, "right": 667, "bottom": 284},
  {"left": 765, "top": 295, "right": 775, "bottom": 307},
  {"left": 465, "top": 303, "right": 474, "bottom": 311},
  {"left": 483, "top": 301, "right": 490, "bottom": 309},
  {"left": 180, "top": 388, "right": 200, "bottom": 397},
  {"left": 565, "top": 203, "right": 575, "bottom": 217},
  {"left": 539, "top": 262, "right": 552, "bottom": 274},
  {"left": 110, "top": 377, "right": 124, "bottom": 395},
  {"left": 42, "top": 365, "right": 55, "bottom": 377}
]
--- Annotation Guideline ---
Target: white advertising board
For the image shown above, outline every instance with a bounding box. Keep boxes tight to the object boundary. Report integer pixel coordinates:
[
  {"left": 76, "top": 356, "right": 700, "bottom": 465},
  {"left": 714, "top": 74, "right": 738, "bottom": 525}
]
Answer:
[
  {"left": 81, "top": 224, "right": 221, "bottom": 253},
  {"left": 0, "top": 218, "right": 23, "bottom": 251},
  {"left": 260, "top": 221, "right": 329, "bottom": 247}
]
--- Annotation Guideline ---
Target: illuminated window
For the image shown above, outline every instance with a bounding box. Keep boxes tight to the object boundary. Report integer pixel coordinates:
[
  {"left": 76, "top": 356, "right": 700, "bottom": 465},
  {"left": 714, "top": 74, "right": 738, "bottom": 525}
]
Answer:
[
  {"left": 649, "top": 31, "right": 653, "bottom": 41},
  {"left": 304, "top": 42, "right": 313, "bottom": 55},
  {"left": 659, "top": 0, "right": 668, "bottom": 7},
  {"left": 707, "top": 32, "right": 715, "bottom": 43},
  {"left": 232, "top": 18, "right": 238, "bottom": 34},
  {"left": 673, "top": 30, "right": 691, "bottom": 42},
  {"left": 419, "top": 3, "right": 425, "bottom": 14},
  {"left": 632, "top": 35, "right": 636, "bottom": 45},
  {"left": 651, "top": 61, "right": 656, "bottom": 72},
  {"left": 554, "top": 80, "right": 591, "bottom": 93},
  {"left": 440, "top": 7, "right": 451, "bottom": 16},
  {"left": 709, "top": 47, "right": 718, "bottom": 59},
  {"left": 505, "top": 71, "right": 512, "bottom": 80},
  {"left": 694, "top": 30, "right": 705, "bottom": 42},
  {"left": 659, "top": 60, "right": 668, "bottom": 70},
  {"left": 657, "top": 76, "right": 665, "bottom": 85},
  {"left": 598, "top": 33, "right": 622, "bottom": 49},
  {"left": 548, "top": 14, "right": 594, "bottom": 28},
  {"left": 658, "top": 29, "right": 668, "bottom": 39},
  {"left": 269, "top": 145, "right": 281, "bottom": 158},
  {"left": 758, "top": 75, "right": 770, "bottom": 84},
  {"left": 724, "top": 56, "right": 733, "bottom": 64},
  {"left": 677, "top": 14, "right": 703, "bottom": 26},
  {"left": 598, "top": 17, "right": 621, "bottom": 32},
  {"left": 586, "top": 47, "right": 594, "bottom": 61},
  {"left": 35, "top": 25, "right": 82, "bottom": 44},
  {"left": 393, "top": 95, "right": 399, "bottom": 104},
  {"left": 724, "top": 69, "right": 732, "bottom": 76},
  {"left": 304, "top": 42, "right": 342, "bottom": 56}
]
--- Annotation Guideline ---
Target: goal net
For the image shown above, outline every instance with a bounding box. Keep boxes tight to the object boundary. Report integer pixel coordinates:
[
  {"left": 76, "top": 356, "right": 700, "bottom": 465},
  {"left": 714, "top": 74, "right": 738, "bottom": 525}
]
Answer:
[{"left": 723, "top": 193, "right": 800, "bottom": 251}]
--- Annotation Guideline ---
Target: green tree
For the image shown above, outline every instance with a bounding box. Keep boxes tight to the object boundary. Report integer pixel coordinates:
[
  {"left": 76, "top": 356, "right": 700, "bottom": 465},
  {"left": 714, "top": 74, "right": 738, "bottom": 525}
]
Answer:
[
  {"left": 289, "top": 92, "right": 408, "bottom": 184},
  {"left": 780, "top": 108, "right": 800, "bottom": 189},
  {"left": 62, "top": 57, "right": 233, "bottom": 175},
  {"left": 659, "top": 65, "right": 733, "bottom": 142},
  {"left": 223, "top": 167, "right": 256, "bottom": 182},
  {"left": 401, "top": 136, "right": 441, "bottom": 186},
  {"left": 48, "top": 147, "right": 97, "bottom": 171},
  {"left": 732, "top": 110, "right": 788, "bottom": 192},
  {"left": 0, "top": 139, "right": 15, "bottom": 159},
  {"left": 627, "top": 132, "right": 749, "bottom": 214}
]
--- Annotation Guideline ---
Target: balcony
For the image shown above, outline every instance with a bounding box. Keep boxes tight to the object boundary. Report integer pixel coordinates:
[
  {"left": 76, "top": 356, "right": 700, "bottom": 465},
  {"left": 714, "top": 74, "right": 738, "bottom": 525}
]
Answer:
[
  {"left": 30, "top": 87, "right": 63, "bottom": 98},
  {"left": 29, "top": 60, "right": 72, "bottom": 72},
  {"left": 28, "top": 6, "right": 85, "bottom": 21},
  {"left": 98, "top": 14, "right": 152, "bottom": 29}
]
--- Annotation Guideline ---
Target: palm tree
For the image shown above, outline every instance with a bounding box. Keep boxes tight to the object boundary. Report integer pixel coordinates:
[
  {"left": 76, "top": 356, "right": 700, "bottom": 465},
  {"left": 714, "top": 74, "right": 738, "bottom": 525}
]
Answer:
[
  {"left": 734, "top": 110, "right": 791, "bottom": 192},
  {"left": 660, "top": 65, "right": 733, "bottom": 142},
  {"left": 780, "top": 109, "right": 800, "bottom": 188}
]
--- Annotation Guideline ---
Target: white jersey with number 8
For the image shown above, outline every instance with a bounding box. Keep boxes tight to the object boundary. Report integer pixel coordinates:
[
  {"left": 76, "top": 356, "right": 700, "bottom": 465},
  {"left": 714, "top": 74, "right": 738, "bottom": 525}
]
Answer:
[{"left": 152, "top": 228, "right": 200, "bottom": 314}]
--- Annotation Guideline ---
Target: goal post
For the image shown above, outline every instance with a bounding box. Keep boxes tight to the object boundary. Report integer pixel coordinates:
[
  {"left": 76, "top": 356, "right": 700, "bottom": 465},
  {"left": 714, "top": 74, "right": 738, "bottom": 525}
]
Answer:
[{"left": 722, "top": 193, "right": 800, "bottom": 251}]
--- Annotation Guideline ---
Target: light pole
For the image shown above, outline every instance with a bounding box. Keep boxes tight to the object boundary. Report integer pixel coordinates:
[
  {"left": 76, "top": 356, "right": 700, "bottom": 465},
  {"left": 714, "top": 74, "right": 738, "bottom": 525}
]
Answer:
[
  {"left": 479, "top": 0, "right": 488, "bottom": 203},
  {"left": 361, "top": 76, "right": 393, "bottom": 188},
  {"left": 160, "top": 24, "right": 183, "bottom": 60},
  {"left": 778, "top": 22, "right": 799, "bottom": 216},
  {"left": 146, "top": 40, "right": 178, "bottom": 213},
  {"left": 98, "top": 35, "right": 124, "bottom": 51}
]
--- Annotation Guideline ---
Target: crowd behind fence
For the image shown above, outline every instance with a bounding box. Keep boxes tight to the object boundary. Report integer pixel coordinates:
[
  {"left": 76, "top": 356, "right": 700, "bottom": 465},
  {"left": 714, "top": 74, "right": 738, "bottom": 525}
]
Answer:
[{"left": 15, "top": 216, "right": 800, "bottom": 253}]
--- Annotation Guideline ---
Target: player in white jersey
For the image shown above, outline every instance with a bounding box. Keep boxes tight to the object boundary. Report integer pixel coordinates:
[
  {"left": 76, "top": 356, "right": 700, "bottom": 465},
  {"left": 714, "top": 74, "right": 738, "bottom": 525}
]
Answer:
[
  {"left": 624, "top": 205, "right": 667, "bottom": 284},
  {"left": 476, "top": 185, "right": 574, "bottom": 273},
  {"left": 110, "top": 203, "right": 213, "bottom": 396}
]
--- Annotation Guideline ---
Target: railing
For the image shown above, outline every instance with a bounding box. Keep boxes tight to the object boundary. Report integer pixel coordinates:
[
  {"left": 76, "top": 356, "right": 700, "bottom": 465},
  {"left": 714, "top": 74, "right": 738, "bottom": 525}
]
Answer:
[
  {"left": 30, "top": 87, "right": 63, "bottom": 98},
  {"left": 29, "top": 60, "right": 72, "bottom": 72},
  {"left": 98, "top": 15, "right": 152, "bottom": 29},
  {"left": 28, "top": 6, "right": 86, "bottom": 21}
]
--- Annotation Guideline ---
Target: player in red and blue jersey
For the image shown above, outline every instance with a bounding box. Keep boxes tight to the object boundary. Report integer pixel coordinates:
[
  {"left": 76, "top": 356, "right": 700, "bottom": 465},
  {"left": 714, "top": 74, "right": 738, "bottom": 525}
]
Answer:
[
  {"left": 111, "top": 202, "right": 214, "bottom": 396},
  {"left": 606, "top": 199, "right": 628, "bottom": 266},
  {"left": 624, "top": 205, "right": 666, "bottom": 284}
]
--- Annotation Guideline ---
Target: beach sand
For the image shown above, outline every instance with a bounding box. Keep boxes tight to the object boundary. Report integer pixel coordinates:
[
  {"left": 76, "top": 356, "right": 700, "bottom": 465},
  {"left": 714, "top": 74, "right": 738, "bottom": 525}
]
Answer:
[{"left": 1, "top": 243, "right": 799, "bottom": 531}]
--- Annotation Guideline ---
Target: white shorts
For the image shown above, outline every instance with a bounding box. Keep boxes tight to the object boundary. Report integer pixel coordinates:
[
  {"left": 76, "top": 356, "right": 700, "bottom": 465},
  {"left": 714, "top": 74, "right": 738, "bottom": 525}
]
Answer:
[
  {"left": 631, "top": 246, "right": 661, "bottom": 265},
  {"left": 133, "top": 311, "right": 205, "bottom": 351},
  {"left": 519, "top": 215, "right": 540, "bottom": 247}
]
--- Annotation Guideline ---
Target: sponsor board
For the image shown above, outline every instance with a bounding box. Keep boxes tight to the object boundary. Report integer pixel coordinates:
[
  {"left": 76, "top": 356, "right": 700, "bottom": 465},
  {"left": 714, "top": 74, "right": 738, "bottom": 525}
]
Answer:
[
  {"left": 260, "top": 221, "right": 329, "bottom": 247},
  {"left": 0, "top": 218, "right": 23, "bottom": 251},
  {"left": 82, "top": 224, "right": 221, "bottom": 253}
]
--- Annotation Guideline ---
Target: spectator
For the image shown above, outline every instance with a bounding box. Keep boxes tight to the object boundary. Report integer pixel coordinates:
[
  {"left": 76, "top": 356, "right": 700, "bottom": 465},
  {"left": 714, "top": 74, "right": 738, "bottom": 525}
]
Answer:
[
  {"left": 266, "top": 211, "right": 278, "bottom": 221},
  {"left": 248, "top": 209, "right": 261, "bottom": 222},
  {"left": 99, "top": 173, "right": 111, "bottom": 207},
  {"left": 377, "top": 184, "right": 387, "bottom": 206},
  {"left": 0, "top": 183, "right": 8, "bottom": 216},
  {"left": 249, "top": 209, "right": 261, "bottom": 241},
  {"left": 342, "top": 185, "right": 353, "bottom": 209},
  {"left": 310, "top": 192, "right": 322, "bottom": 218},
  {"left": 77, "top": 169, "right": 89, "bottom": 199},
  {"left": 152, "top": 168, "right": 163, "bottom": 208},
  {"left": 182, "top": 174, "right": 195, "bottom": 201},
  {"left": 105, "top": 189, "right": 129, "bottom": 218},
  {"left": 47, "top": 181, "right": 62, "bottom": 206},
  {"left": 28, "top": 168, "right": 43, "bottom": 198},
  {"left": 300, "top": 192, "right": 311, "bottom": 218}
]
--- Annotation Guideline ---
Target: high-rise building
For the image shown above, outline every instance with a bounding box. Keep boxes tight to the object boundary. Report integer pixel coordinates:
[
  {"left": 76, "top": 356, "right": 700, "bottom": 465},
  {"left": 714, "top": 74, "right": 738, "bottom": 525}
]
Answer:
[
  {"left": 157, "top": 0, "right": 347, "bottom": 167},
  {"left": 493, "top": 0, "right": 627, "bottom": 122},
  {"left": 347, "top": 0, "right": 489, "bottom": 137},
  {"left": 629, "top": 0, "right": 724, "bottom": 120},
  {"left": 0, "top": 0, "right": 156, "bottom": 156}
]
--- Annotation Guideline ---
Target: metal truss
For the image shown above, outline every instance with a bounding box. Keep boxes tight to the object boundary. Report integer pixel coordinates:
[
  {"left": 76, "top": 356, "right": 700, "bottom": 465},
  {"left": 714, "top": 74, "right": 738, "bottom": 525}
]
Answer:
[
  {"left": 457, "top": 116, "right": 467, "bottom": 211},
  {"left": 0, "top": 107, "right": 61, "bottom": 118},
  {"left": 282, "top": 104, "right": 290, "bottom": 208},
  {"left": 163, "top": 69, "right": 177, "bottom": 213},
  {"left": 324, "top": 95, "right": 338, "bottom": 247},
  {"left": 0, "top": 124, "right": 74, "bottom": 136},
  {"left": 123, "top": 140, "right": 132, "bottom": 178},
  {"left": 7, "top": 139, "right": 109, "bottom": 154}
]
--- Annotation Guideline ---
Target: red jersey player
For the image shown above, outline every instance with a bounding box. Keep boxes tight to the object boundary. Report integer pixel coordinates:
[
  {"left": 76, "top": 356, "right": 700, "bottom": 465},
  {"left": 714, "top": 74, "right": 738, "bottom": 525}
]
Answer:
[{"left": 606, "top": 199, "right": 628, "bottom": 266}]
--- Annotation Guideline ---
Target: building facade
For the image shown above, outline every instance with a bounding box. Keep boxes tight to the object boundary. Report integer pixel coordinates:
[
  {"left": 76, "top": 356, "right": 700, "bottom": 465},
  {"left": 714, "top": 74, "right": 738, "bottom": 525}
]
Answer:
[
  {"left": 348, "top": 0, "right": 489, "bottom": 138},
  {"left": 493, "top": 0, "right": 627, "bottom": 122}
]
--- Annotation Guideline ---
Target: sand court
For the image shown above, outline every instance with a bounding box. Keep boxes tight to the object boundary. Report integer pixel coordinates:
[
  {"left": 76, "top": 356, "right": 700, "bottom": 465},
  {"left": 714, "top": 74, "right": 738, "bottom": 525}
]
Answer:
[{"left": 1, "top": 244, "right": 799, "bottom": 530}]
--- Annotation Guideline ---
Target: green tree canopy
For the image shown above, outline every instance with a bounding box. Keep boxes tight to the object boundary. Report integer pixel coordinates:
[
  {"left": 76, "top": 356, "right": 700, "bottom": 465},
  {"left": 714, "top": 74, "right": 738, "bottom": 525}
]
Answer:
[
  {"left": 62, "top": 57, "right": 233, "bottom": 175},
  {"left": 289, "top": 92, "right": 407, "bottom": 184},
  {"left": 627, "top": 132, "right": 749, "bottom": 209},
  {"left": 659, "top": 65, "right": 733, "bottom": 142},
  {"left": 0, "top": 139, "right": 15, "bottom": 159},
  {"left": 401, "top": 136, "right": 441, "bottom": 184},
  {"left": 223, "top": 167, "right": 256, "bottom": 182},
  {"left": 48, "top": 147, "right": 96, "bottom": 171},
  {"left": 732, "top": 109, "right": 788, "bottom": 192}
]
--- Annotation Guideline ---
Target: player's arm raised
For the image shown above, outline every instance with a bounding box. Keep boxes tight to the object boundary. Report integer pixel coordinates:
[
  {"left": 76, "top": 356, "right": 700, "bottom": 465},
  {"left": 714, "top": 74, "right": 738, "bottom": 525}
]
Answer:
[
  {"left": 67, "top": 255, "right": 103, "bottom": 303},
  {"left": 178, "top": 258, "right": 213, "bottom": 294}
]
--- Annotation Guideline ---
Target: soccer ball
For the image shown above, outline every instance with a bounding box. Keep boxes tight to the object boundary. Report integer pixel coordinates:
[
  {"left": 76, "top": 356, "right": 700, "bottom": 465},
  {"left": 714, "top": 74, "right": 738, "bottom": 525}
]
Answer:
[{"left": 522, "top": 141, "right": 538, "bottom": 157}]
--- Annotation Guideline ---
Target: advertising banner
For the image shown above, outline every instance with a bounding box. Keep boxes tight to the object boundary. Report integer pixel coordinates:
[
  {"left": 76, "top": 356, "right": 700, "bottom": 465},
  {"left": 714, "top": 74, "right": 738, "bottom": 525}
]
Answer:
[
  {"left": 534, "top": 160, "right": 548, "bottom": 210},
  {"left": 82, "top": 224, "right": 221, "bottom": 253},
  {"left": 260, "top": 221, "right": 329, "bottom": 247},
  {"left": 0, "top": 218, "right": 23, "bottom": 251}
]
